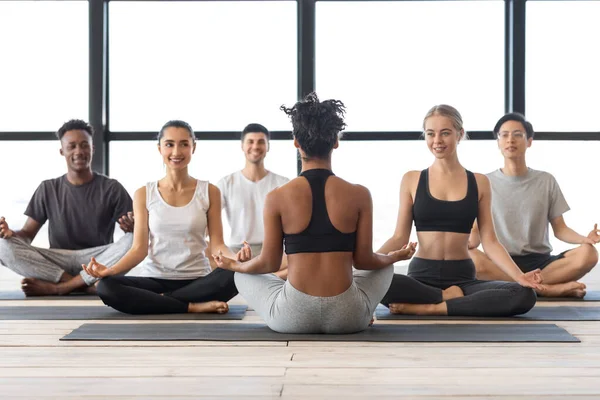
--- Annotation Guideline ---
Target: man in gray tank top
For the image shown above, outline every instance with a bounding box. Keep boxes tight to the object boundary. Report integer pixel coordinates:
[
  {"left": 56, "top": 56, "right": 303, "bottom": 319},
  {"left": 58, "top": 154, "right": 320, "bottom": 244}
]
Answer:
[
  {"left": 468, "top": 113, "right": 598, "bottom": 298},
  {"left": 0, "top": 120, "right": 134, "bottom": 296}
]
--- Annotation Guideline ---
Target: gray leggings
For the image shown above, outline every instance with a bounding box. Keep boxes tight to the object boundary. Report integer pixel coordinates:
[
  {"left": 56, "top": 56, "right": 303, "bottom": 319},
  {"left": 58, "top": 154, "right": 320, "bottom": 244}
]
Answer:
[
  {"left": 0, "top": 234, "right": 133, "bottom": 286},
  {"left": 235, "top": 265, "right": 394, "bottom": 334},
  {"left": 381, "top": 257, "right": 537, "bottom": 317}
]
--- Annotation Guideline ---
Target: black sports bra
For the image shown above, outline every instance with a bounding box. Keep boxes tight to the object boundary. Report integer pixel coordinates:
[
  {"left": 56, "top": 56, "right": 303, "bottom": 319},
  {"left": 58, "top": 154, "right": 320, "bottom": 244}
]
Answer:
[
  {"left": 283, "top": 169, "right": 356, "bottom": 255},
  {"left": 412, "top": 168, "right": 478, "bottom": 234}
]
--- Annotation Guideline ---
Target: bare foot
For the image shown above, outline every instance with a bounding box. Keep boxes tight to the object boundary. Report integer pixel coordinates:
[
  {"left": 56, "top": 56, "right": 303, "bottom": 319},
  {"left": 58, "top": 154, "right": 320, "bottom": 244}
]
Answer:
[
  {"left": 21, "top": 278, "right": 59, "bottom": 296},
  {"left": 188, "top": 301, "right": 229, "bottom": 314},
  {"left": 388, "top": 302, "right": 447, "bottom": 316},
  {"left": 537, "top": 281, "right": 587, "bottom": 298},
  {"left": 368, "top": 317, "right": 375, "bottom": 327},
  {"left": 442, "top": 285, "right": 464, "bottom": 301}
]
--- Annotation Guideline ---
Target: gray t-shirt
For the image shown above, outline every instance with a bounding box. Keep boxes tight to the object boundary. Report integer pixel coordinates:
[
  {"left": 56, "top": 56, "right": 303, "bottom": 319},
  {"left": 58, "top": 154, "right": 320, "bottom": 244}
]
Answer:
[
  {"left": 25, "top": 173, "right": 133, "bottom": 250},
  {"left": 487, "top": 168, "right": 570, "bottom": 256}
]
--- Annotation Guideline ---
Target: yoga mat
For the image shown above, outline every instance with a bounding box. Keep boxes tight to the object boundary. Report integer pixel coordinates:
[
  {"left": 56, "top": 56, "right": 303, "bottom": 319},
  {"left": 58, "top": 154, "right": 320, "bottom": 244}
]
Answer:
[
  {"left": 60, "top": 322, "right": 579, "bottom": 342},
  {"left": 537, "top": 291, "right": 600, "bottom": 302},
  {"left": 0, "top": 291, "right": 99, "bottom": 301},
  {"left": 375, "top": 305, "right": 600, "bottom": 321},
  {"left": 0, "top": 305, "right": 247, "bottom": 320}
]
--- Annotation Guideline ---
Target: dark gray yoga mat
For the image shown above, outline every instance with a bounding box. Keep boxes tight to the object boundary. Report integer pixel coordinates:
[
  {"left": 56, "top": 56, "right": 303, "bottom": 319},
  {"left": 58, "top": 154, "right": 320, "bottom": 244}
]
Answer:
[
  {"left": 375, "top": 305, "right": 600, "bottom": 321},
  {"left": 0, "top": 305, "right": 247, "bottom": 320},
  {"left": 537, "top": 291, "right": 600, "bottom": 302},
  {"left": 0, "top": 291, "right": 100, "bottom": 300},
  {"left": 60, "top": 322, "right": 579, "bottom": 342}
]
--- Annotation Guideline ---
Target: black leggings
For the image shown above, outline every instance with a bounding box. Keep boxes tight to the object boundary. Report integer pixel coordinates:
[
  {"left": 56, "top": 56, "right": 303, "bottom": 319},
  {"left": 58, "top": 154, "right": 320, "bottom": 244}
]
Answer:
[
  {"left": 380, "top": 257, "right": 536, "bottom": 317},
  {"left": 96, "top": 268, "right": 238, "bottom": 315}
]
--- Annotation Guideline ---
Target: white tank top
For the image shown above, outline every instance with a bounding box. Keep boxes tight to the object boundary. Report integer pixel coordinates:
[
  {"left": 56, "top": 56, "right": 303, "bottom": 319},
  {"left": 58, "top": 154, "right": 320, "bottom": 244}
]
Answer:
[{"left": 138, "top": 179, "right": 211, "bottom": 279}]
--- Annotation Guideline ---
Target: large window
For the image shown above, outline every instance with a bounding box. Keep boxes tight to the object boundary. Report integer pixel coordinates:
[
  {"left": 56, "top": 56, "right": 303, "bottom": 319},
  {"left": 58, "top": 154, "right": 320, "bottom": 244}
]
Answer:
[
  {"left": 526, "top": 1, "right": 600, "bottom": 132},
  {"left": 316, "top": 1, "right": 504, "bottom": 132},
  {"left": 0, "top": 142, "right": 67, "bottom": 248},
  {"left": 109, "top": 140, "right": 297, "bottom": 242},
  {"left": 109, "top": 1, "right": 297, "bottom": 132},
  {"left": 335, "top": 139, "right": 600, "bottom": 254},
  {"left": 0, "top": 1, "right": 88, "bottom": 132}
]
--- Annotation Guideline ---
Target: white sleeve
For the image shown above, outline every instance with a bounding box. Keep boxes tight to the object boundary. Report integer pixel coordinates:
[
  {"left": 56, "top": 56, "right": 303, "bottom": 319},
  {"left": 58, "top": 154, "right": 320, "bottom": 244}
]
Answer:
[{"left": 215, "top": 178, "right": 227, "bottom": 210}]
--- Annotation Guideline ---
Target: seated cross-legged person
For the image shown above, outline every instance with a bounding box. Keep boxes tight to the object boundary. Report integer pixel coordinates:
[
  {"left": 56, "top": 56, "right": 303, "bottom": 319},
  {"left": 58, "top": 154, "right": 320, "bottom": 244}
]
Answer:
[
  {"left": 0, "top": 119, "right": 133, "bottom": 296},
  {"left": 83, "top": 120, "right": 238, "bottom": 315},
  {"left": 213, "top": 93, "right": 413, "bottom": 334},
  {"left": 468, "top": 113, "right": 597, "bottom": 298},
  {"left": 379, "top": 105, "right": 541, "bottom": 317},
  {"left": 215, "top": 123, "right": 290, "bottom": 278}
]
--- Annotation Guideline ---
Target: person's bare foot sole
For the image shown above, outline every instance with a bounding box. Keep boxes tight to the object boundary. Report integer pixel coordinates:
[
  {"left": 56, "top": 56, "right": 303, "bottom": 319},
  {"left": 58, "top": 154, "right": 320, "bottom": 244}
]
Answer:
[
  {"left": 21, "top": 278, "right": 59, "bottom": 296},
  {"left": 538, "top": 281, "right": 587, "bottom": 298},
  {"left": 388, "top": 302, "right": 447, "bottom": 316},
  {"left": 188, "top": 301, "right": 229, "bottom": 314}
]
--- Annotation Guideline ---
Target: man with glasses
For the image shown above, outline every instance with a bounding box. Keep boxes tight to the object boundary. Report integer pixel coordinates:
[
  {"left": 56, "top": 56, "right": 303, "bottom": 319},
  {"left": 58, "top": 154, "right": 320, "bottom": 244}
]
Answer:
[{"left": 468, "top": 113, "right": 598, "bottom": 298}]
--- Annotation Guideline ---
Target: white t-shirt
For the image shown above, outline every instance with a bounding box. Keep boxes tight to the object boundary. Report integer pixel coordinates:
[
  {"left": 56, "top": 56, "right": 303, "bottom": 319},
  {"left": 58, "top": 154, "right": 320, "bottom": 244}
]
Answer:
[{"left": 217, "top": 170, "right": 290, "bottom": 246}]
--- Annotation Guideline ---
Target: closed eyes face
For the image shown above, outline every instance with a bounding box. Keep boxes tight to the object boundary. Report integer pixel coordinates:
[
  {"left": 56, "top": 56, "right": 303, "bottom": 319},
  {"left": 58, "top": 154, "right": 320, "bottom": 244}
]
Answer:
[
  {"left": 158, "top": 127, "right": 196, "bottom": 168},
  {"left": 424, "top": 115, "right": 461, "bottom": 158}
]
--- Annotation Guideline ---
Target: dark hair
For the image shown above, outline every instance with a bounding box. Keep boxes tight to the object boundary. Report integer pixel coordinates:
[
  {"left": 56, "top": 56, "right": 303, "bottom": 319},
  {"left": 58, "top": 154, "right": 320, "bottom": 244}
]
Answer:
[
  {"left": 56, "top": 119, "right": 94, "bottom": 140},
  {"left": 241, "top": 123, "right": 270, "bottom": 142},
  {"left": 280, "top": 92, "right": 346, "bottom": 159},
  {"left": 157, "top": 120, "right": 196, "bottom": 143},
  {"left": 493, "top": 113, "right": 534, "bottom": 139}
]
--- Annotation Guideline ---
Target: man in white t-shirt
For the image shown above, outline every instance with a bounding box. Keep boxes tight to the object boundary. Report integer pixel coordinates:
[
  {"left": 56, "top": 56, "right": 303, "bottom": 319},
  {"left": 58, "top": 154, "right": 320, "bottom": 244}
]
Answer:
[{"left": 215, "top": 123, "right": 290, "bottom": 278}]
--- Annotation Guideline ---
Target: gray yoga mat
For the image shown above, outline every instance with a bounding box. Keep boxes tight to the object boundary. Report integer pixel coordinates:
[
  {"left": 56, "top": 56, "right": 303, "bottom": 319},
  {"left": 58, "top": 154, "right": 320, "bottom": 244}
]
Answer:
[
  {"left": 0, "top": 291, "right": 100, "bottom": 301},
  {"left": 537, "top": 291, "right": 600, "bottom": 302},
  {"left": 60, "top": 322, "right": 579, "bottom": 342},
  {"left": 375, "top": 305, "right": 600, "bottom": 321},
  {"left": 0, "top": 305, "right": 247, "bottom": 320}
]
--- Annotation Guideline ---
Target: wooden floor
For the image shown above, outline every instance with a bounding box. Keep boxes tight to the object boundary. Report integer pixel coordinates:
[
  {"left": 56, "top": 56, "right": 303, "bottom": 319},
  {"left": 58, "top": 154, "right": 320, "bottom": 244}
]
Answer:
[{"left": 1, "top": 266, "right": 600, "bottom": 399}]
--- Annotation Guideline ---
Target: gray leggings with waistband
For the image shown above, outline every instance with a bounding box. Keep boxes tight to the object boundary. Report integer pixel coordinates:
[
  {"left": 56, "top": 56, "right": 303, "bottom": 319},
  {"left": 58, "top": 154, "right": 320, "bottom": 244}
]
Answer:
[
  {"left": 381, "top": 258, "right": 536, "bottom": 317},
  {"left": 0, "top": 234, "right": 133, "bottom": 286},
  {"left": 235, "top": 265, "right": 394, "bottom": 334}
]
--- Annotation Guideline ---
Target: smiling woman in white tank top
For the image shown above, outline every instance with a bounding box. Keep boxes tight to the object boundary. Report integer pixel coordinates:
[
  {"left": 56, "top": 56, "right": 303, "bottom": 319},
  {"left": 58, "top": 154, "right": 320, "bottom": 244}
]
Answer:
[{"left": 82, "top": 120, "right": 239, "bottom": 315}]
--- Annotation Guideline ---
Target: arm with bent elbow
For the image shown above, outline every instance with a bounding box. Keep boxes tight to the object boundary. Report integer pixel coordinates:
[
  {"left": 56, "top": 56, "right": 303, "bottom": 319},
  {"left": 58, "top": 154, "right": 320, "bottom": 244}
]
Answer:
[
  {"left": 477, "top": 175, "right": 543, "bottom": 290},
  {"left": 83, "top": 187, "right": 149, "bottom": 278},
  {"left": 355, "top": 184, "right": 416, "bottom": 270},
  {"left": 213, "top": 190, "right": 284, "bottom": 274},
  {"left": 551, "top": 216, "right": 599, "bottom": 245}
]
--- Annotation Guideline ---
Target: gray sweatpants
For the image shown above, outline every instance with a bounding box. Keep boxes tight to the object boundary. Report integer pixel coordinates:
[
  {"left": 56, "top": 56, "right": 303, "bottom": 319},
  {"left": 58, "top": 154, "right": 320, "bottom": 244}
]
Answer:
[
  {"left": 234, "top": 265, "right": 394, "bottom": 334},
  {"left": 0, "top": 234, "right": 133, "bottom": 286}
]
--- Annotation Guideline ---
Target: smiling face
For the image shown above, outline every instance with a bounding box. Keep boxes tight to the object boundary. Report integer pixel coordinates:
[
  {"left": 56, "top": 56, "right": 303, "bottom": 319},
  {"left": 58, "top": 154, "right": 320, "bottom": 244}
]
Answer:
[
  {"left": 497, "top": 120, "right": 532, "bottom": 160},
  {"left": 242, "top": 132, "right": 269, "bottom": 164},
  {"left": 158, "top": 127, "right": 196, "bottom": 170},
  {"left": 424, "top": 114, "right": 463, "bottom": 160},
  {"left": 60, "top": 129, "right": 94, "bottom": 172}
]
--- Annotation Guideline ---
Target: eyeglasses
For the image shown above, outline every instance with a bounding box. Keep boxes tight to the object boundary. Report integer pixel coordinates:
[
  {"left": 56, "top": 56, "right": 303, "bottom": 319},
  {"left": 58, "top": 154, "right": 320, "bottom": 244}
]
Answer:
[{"left": 498, "top": 131, "right": 526, "bottom": 140}]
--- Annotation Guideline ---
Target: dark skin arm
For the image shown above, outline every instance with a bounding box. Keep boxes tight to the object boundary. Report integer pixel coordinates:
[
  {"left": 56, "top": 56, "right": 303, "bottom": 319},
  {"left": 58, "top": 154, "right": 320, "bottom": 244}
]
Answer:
[
  {"left": 352, "top": 185, "right": 416, "bottom": 270},
  {"left": 213, "top": 189, "right": 284, "bottom": 274},
  {"left": 0, "top": 216, "right": 42, "bottom": 244}
]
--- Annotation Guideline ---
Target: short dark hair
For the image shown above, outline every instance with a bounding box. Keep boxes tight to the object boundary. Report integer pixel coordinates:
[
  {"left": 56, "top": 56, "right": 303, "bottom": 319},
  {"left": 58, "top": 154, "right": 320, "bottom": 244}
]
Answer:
[
  {"left": 158, "top": 120, "right": 196, "bottom": 143},
  {"left": 241, "top": 123, "right": 270, "bottom": 142},
  {"left": 493, "top": 113, "right": 534, "bottom": 139},
  {"left": 56, "top": 119, "right": 94, "bottom": 140},
  {"left": 280, "top": 92, "right": 346, "bottom": 160}
]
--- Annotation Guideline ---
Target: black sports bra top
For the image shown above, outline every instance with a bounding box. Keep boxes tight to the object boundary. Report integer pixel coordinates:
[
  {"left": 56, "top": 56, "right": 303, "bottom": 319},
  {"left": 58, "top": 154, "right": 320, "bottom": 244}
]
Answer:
[
  {"left": 412, "top": 168, "right": 479, "bottom": 234},
  {"left": 283, "top": 169, "right": 356, "bottom": 255}
]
